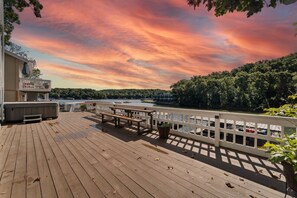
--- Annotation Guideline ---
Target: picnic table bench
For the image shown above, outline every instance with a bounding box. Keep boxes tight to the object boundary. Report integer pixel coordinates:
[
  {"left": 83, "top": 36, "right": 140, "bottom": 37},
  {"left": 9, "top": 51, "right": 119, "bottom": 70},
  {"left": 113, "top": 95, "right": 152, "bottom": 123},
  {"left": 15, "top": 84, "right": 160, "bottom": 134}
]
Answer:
[
  {"left": 100, "top": 106, "right": 155, "bottom": 134},
  {"left": 100, "top": 112, "right": 145, "bottom": 134}
]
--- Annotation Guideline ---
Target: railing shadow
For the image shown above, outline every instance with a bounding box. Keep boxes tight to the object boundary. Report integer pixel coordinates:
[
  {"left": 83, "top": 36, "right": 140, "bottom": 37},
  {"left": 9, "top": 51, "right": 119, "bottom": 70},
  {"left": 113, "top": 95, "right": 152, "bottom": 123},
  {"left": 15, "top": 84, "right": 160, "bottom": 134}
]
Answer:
[
  {"left": 144, "top": 131, "right": 286, "bottom": 192},
  {"left": 84, "top": 115, "right": 288, "bottom": 194}
]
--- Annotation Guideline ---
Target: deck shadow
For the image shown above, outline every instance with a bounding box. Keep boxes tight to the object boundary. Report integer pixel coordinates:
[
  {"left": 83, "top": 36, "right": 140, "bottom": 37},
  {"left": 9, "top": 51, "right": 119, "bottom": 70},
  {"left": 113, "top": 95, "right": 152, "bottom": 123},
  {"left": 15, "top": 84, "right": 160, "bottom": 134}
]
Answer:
[
  {"left": 83, "top": 115, "right": 290, "bottom": 195},
  {"left": 84, "top": 115, "right": 149, "bottom": 142},
  {"left": 142, "top": 131, "right": 290, "bottom": 194}
]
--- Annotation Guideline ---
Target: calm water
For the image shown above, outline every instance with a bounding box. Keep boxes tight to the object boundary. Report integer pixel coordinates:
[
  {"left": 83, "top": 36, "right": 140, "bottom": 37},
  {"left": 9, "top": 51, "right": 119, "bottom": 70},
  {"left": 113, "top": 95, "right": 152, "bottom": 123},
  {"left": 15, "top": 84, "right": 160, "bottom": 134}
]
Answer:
[{"left": 54, "top": 99, "right": 156, "bottom": 107}]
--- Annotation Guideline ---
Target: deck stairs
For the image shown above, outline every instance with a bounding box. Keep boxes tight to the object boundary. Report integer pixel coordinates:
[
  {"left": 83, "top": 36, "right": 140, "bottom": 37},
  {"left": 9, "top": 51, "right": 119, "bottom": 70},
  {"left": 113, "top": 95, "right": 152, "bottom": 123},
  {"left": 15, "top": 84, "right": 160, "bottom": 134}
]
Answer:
[{"left": 23, "top": 114, "right": 42, "bottom": 123}]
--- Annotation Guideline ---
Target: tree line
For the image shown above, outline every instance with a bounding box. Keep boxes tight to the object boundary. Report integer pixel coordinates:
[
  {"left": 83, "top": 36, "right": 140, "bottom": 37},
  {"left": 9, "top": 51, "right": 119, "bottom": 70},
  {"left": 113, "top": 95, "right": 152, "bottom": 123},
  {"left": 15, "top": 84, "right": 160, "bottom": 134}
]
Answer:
[
  {"left": 171, "top": 53, "right": 297, "bottom": 112},
  {"left": 49, "top": 88, "right": 170, "bottom": 100}
]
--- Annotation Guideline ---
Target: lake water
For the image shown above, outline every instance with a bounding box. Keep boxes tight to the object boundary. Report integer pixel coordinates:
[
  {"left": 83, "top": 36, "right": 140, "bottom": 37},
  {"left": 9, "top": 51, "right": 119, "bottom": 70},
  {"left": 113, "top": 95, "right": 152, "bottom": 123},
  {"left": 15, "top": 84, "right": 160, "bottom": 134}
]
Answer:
[{"left": 54, "top": 99, "right": 156, "bottom": 107}]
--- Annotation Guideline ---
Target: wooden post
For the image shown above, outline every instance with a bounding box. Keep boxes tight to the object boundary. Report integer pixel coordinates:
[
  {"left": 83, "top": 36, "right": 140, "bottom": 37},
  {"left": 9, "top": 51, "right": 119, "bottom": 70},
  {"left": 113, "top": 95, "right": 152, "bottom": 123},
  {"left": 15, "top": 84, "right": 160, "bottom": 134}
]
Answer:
[
  {"left": 102, "top": 114, "right": 104, "bottom": 123},
  {"left": 150, "top": 113, "right": 153, "bottom": 132},
  {"left": 214, "top": 114, "right": 220, "bottom": 147},
  {"left": 117, "top": 118, "right": 120, "bottom": 127},
  {"left": 0, "top": 0, "right": 4, "bottom": 124},
  {"left": 114, "top": 117, "right": 118, "bottom": 127}
]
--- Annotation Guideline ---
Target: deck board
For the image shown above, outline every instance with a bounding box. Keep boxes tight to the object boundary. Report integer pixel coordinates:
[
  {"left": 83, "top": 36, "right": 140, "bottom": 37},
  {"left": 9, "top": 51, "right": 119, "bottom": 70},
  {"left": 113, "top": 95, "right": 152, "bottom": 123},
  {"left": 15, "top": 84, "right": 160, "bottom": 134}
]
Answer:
[
  {"left": 43, "top": 122, "right": 122, "bottom": 198},
  {"left": 31, "top": 122, "right": 57, "bottom": 198},
  {"left": 55, "top": 117, "right": 171, "bottom": 197},
  {"left": 0, "top": 112, "right": 294, "bottom": 198},
  {"left": 39, "top": 121, "right": 90, "bottom": 198},
  {"left": 66, "top": 115, "right": 273, "bottom": 197},
  {"left": 11, "top": 124, "right": 27, "bottom": 198},
  {"left": 0, "top": 125, "right": 12, "bottom": 153},
  {"left": 55, "top": 130, "right": 138, "bottom": 198},
  {"left": 26, "top": 124, "right": 42, "bottom": 198},
  {"left": 86, "top": 132, "right": 221, "bottom": 197},
  {"left": 61, "top": 113, "right": 195, "bottom": 198},
  {"left": 42, "top": 123, "right": 104, "bottom": 198},
  {"left": 35, "top": 122, "right": 73, "bottom": 198},
  {"left": 0, "top": 123, "right": 21, "bottom": 198},
  {"left": 85, "top": 131, "right": 206, "bottom": 198},
  {"left": 0, "top": 125, "right": 16, "bottom": 175}
]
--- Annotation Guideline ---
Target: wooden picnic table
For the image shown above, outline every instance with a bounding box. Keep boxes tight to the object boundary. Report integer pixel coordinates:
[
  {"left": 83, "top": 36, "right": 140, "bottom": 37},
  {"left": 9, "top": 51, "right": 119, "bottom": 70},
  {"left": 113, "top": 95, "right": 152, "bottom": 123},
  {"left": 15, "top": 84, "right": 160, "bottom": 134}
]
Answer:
[{"left": 110, "top": 106, "right": 155, "bottom": 132}]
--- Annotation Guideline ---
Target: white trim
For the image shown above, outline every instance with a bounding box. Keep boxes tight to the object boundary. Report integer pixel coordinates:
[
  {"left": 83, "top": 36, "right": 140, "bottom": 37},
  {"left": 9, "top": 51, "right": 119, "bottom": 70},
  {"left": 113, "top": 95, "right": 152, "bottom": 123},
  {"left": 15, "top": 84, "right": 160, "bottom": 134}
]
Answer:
[{"left": 4, "top": 50, "right": 30, "bottom": 63}]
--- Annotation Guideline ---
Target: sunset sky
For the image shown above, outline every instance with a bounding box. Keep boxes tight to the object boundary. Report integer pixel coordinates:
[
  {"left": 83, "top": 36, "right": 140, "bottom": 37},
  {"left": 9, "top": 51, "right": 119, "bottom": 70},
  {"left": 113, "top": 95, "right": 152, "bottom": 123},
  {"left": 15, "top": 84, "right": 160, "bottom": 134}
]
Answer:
[{"left": 11, "top": 0, "right": 297, "bottom": 90}]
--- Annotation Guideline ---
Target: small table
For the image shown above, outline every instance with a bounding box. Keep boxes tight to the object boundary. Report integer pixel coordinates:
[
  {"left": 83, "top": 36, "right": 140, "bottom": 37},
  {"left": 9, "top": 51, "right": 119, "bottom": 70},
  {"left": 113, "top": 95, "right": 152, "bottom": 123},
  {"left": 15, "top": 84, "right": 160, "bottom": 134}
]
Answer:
[{"left": 110, "top": 106, "right": 155, "bottom": 132}]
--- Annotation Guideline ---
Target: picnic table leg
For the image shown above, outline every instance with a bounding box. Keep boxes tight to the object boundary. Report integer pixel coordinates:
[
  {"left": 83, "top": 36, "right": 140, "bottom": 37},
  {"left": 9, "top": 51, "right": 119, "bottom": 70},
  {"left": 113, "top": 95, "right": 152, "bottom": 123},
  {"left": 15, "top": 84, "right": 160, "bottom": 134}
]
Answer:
[
  {"left": 137, "top": 122, "right": 140, "bottom": 135},
  {"left": 117, "top": 118, "right": 120, "bottom": 127},
  {"left": 102, "top": 114, "right": 105, "bottom": 123},
  {"left": 128, "top": 111, "right": 132, "bottom": 125},
  {"left": 114, "top": 117, "right": 117, "bottom": 127},
  {"left": 150, "top": 114, "right": 153, "bottom": 132}
]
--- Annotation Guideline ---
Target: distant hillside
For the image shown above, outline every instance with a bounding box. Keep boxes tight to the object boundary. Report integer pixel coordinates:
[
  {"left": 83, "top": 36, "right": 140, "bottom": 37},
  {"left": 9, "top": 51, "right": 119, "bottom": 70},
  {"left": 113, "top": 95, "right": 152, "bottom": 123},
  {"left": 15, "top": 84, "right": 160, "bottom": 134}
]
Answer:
[
  {"left": 171, "top": 53, "right": 297, "bottom": 112},
  {"left": 50, "top": 88, "right": 169, "bottom": 100}
]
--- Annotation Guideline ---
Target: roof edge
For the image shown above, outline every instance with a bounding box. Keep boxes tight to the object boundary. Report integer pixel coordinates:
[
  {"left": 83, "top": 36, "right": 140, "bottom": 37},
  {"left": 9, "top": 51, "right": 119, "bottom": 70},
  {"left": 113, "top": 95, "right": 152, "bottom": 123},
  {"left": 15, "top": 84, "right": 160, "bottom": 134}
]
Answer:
[{"left": 4, "top": 49, "right": 31, "bottom": 63}]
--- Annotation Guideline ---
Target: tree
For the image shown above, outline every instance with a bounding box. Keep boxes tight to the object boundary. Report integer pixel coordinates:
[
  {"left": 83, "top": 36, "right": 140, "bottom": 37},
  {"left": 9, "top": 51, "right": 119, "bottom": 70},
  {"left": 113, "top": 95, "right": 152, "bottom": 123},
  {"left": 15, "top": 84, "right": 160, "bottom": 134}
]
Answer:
[
  {"left": 29, "top": 68, "right": 41, "bottom": 79},
  {"left": 187, "top": 0, "right": 297, "bottom": 17},
  {"left": 170, "top": 53, "right": 297, "bottom": 112},
  {"left": 3, "top": 0, "right": 43, "bottom": 45},
  {"left": 5, "top": 42, "right": 37, "bottom": 67},
  {"left": 5, "top": 43, "right": 35, "bottom": 63}
]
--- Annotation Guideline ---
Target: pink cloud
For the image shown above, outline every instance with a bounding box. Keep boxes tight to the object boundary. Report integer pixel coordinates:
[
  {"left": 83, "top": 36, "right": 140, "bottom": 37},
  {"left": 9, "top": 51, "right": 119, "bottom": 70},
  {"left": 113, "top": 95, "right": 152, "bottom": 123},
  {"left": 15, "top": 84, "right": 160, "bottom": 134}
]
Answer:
[{"left": 11, "top": 0, "right": 297, "bottom": 89}]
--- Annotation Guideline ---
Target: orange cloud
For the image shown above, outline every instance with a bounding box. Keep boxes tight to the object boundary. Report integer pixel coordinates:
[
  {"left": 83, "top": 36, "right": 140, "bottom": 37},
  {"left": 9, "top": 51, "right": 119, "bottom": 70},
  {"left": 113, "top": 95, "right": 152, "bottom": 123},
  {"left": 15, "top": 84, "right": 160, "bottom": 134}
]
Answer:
[{"left": 12, "top": 0, "right": 297, "bottom": 89}]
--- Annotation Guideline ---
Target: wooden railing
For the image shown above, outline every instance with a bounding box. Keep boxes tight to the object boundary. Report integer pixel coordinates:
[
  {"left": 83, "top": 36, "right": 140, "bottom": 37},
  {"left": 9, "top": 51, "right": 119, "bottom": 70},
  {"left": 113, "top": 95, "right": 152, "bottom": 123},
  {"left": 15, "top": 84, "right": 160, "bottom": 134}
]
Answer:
[
  {"left": 19, "top": 78, "right": 51, "bottom": 92},
  {"left": 95, "top": 102, "right": 297, "bottom": 157}
]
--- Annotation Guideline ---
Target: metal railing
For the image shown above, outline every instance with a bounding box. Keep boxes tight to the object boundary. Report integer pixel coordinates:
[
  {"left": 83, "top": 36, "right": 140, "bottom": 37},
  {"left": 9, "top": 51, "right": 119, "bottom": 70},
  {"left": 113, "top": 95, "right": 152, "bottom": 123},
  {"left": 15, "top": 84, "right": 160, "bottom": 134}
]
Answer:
[
  {"left": 19, "top": 78, "right": 51, "bottom": 92},
  {"left": 95, "top": 102, "right": 297, "bottom": 157}
]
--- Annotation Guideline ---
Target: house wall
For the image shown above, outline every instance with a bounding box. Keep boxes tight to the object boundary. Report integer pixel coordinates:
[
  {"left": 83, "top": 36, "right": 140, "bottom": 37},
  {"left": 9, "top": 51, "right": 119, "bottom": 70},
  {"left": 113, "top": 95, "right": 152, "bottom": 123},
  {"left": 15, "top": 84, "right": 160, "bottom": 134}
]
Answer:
[
  {"left": 4, "top": 91, "right": 17, "bottom": 102},
  {"left": 4, "top": 54, "right": 19, "bottom": 102},
  {"left": 4, "top": 52, "right": 50, "bottom": 102},
  {"left": 27, "top": 92, "right": 38, "bottom": 101}
]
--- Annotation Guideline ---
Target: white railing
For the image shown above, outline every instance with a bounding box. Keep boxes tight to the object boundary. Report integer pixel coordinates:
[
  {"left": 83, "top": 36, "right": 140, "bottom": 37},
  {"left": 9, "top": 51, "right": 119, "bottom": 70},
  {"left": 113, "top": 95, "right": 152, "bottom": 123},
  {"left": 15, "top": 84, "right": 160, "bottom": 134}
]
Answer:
[
  {"left": 59, "top": 101, "right": 97, "bottom": 112},
  {"left": 19, "top": 78, "right": 51, "bottom": 92},
  {"left": 95, "top": 102, "right": 297, "bottom": 157}
]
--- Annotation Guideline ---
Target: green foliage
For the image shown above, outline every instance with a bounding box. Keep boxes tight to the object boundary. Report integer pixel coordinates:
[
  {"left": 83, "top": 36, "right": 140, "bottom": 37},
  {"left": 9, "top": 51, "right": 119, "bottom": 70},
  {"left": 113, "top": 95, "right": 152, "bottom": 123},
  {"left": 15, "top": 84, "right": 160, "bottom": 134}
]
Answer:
[
  {"left": 80, "top": 104, "right": 87, "bottom": 111},
  {"left": 264, "top": 104, "right": 297, "bottom": 118},
  {"left": 29, "top": 68, "right": 42, "bottom": 79},
  {"left": 49, "top": 88, "right": 170, "bottom": 100},
  {"left": 158, "top": 122, "right": 172, "bottom": 128},
  {"left": 5, "top": 43, "right": 43, "bottom": 79},
  {"left": 99, "top": 89, "right": 170, "bottom": 99},
  {"left": 187, "top": 0, "right": 297, "bottom": 17},
  {"left": 264, "top": 133, "right": 297, "bottom": 176},
  {"left": 264, "top": 94, "right": 297, "bottom": 117},
  {"left": 4, "top": 0, "right": 43, "bottom": 45},
  {"left": 264, "top": 94, "right": 297, "bottom": 179},
  {"left": 171, "top": 53, "right": 297, "bottom": 112},
  {"left": 6, "top": 43, "right": 28, "bottom": 59}
]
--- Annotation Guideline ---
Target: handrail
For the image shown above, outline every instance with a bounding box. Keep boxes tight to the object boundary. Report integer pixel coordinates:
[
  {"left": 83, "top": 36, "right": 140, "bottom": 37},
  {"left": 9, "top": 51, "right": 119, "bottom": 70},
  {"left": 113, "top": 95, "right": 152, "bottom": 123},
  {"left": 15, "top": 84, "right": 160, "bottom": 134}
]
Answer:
[
  {"left": 19, "top": 78, "right": 51, "bottom": 92},
  {"left": 95, "top": 102, "right": 297, "bottom": 157}
]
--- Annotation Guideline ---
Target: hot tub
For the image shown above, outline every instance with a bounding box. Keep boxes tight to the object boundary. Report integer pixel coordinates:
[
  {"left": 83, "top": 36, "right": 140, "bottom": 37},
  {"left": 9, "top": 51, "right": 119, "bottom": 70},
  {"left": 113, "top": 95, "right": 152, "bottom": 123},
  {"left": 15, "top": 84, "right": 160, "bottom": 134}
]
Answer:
[{"left": 4, "top": 102, "right": 59, "bottom": 122}]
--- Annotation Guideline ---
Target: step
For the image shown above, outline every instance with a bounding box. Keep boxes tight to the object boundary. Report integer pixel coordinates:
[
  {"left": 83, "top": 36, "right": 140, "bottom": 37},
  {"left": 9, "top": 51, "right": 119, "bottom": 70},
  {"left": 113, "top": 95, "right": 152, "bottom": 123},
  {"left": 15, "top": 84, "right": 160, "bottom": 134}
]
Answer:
[
  {"left": 24, "top": 114, "right": 42, "bottom": 119},
  {"left": 24, "top": 114, "right": 42, "bottom": 123}
]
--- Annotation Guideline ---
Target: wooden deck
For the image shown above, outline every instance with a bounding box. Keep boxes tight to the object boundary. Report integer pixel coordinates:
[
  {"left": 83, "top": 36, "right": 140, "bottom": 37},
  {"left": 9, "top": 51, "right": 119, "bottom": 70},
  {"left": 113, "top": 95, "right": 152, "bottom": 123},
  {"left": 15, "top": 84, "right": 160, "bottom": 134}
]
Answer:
[{"left": 0, "top": 112, "right": 294, "bottom": 198}]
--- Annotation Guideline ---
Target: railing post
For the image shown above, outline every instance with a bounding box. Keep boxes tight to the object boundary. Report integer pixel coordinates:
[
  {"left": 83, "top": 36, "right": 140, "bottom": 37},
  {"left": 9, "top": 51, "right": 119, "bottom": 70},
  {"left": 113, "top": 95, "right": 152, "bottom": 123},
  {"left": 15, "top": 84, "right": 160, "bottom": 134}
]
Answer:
[
  {"left": 215, "top": 114, "right": 220, "bottom": 147},
  {"left": 0, "top": 0, "right": 4, "bottom": 124}
]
